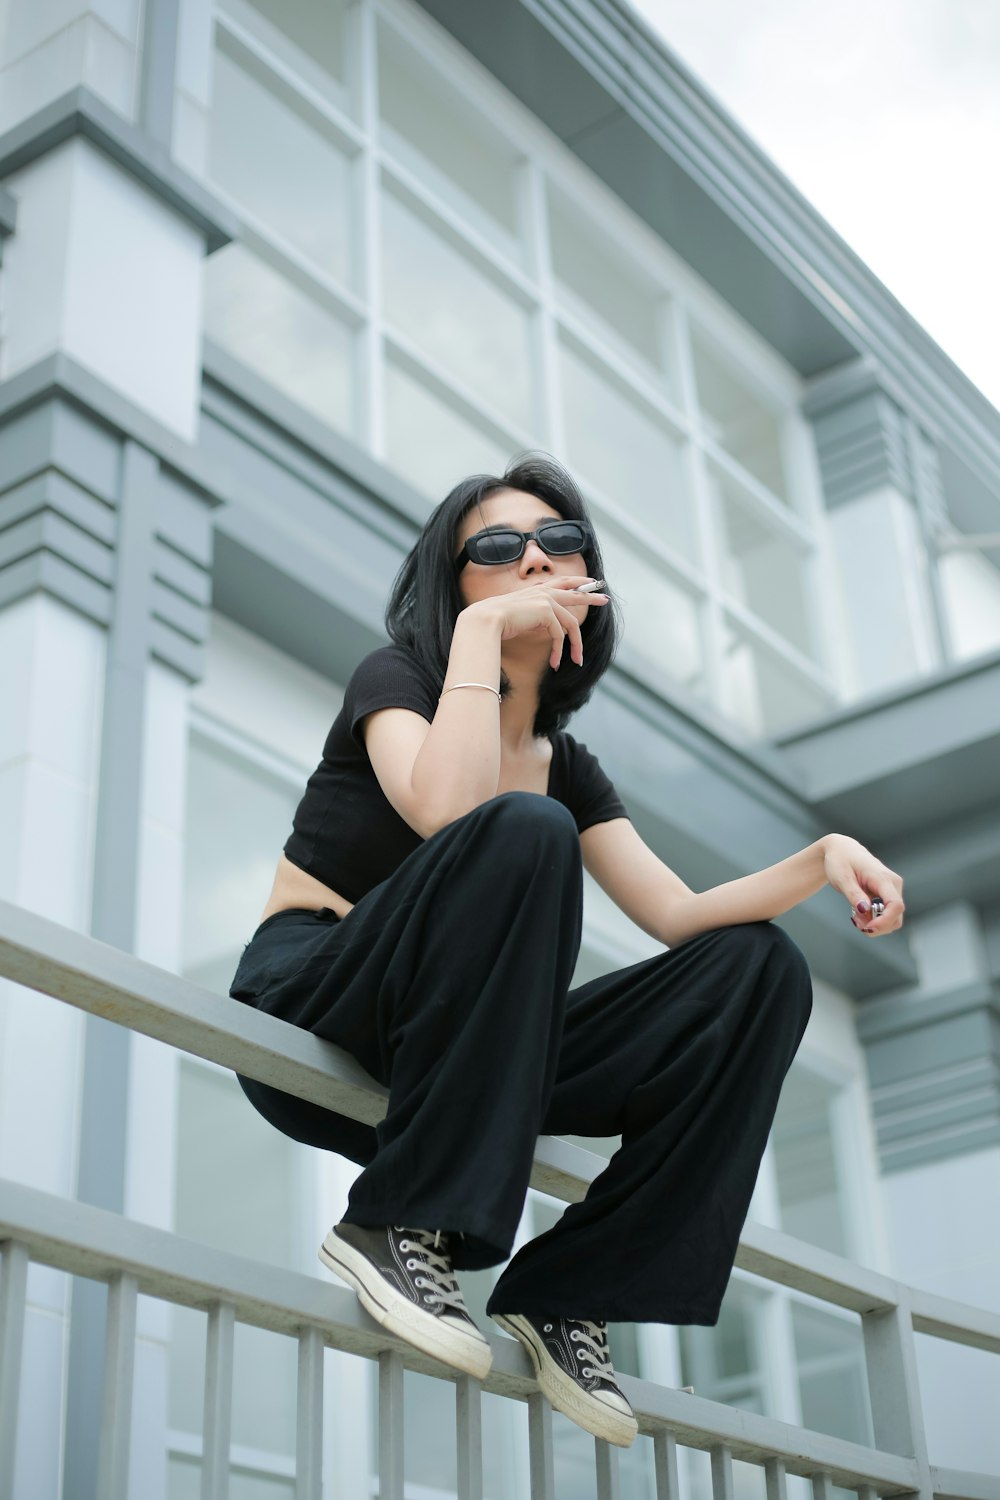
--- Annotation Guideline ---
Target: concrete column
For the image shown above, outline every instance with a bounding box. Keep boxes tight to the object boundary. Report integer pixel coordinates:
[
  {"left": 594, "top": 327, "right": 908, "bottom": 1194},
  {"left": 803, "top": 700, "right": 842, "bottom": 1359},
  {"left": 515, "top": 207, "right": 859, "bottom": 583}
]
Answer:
[{"left": 803, "top": 359, "right": 945, "bottom": 698}]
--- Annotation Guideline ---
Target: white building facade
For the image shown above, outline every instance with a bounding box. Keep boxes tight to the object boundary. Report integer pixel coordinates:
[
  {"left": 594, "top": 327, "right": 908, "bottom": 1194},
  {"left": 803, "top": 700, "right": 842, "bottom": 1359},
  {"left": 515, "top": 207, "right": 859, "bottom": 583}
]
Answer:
[{"left": 0, "top": 0, "right": 999, "bottom": 1496}]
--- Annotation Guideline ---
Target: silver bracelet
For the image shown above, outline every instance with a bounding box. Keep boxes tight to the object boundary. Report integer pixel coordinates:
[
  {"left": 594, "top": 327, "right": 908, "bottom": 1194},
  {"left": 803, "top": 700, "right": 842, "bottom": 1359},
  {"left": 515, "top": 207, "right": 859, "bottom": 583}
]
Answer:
[{"left": 439, "top": 682, "right": 502, "bottom": 702}]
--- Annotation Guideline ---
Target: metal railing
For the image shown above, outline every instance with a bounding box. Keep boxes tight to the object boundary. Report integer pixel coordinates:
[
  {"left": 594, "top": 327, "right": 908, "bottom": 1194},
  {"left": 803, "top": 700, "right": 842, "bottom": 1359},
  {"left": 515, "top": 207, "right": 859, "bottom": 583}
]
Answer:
[{"left": 1, "top": 898, "right": 999, "bottom": 1500}]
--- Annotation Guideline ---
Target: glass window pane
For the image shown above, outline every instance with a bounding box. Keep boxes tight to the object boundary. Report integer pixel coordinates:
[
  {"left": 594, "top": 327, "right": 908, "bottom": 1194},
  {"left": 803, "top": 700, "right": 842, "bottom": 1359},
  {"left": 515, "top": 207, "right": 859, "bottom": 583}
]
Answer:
[
  {"left": 384, "top": 356, "right": 513, "bottom": 502},
  {"left": 548, "top": 188, "right": 669, "bottom": 386},
  {"left": 771, "top": 1066, "right": 849, "bottom": 1257},
  {"left": 182, "top": 733, "right": 299, "bottom": 994},
  {"left": 377, "top": 22, "right": 522, "bottom": 251},
  {"left": 209, "top": 40, "right": 354, "bottom": 284},
  {"left": 382, "top": 189, "right": 535, "bottom": 431},
  {"left": 791, "top": 1303, "right": 873, "bottom": 1446},
  {"left": 204, "top": 244, "right": 356, "bottom": 436},
  {"left": 721, "top": 617, "right": 834, "bottom": 738},
  {"left": 692, "top": 336, "right": 788, "bottom": 503},
  {"left": 597, "top": 520, "right": 706, "bottom": 698},
  {"left": 219, "top": 0, "right": 348, "bottom": 91},
  {"left": 558, "top": 338, "right": 697, "bottom": 563},
  {"left": 712, "top": 473, "right": 813, "bottom": 652}
]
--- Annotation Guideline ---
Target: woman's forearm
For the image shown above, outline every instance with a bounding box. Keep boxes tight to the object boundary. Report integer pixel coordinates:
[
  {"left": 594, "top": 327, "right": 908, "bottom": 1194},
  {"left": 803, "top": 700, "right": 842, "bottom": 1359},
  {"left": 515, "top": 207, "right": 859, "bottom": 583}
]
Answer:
[
  {"left": 411, "top": 613, "right": 503, "bottom": 830},
  {"left": 667, "top": 836, "right": 830, "bottom": 945}
]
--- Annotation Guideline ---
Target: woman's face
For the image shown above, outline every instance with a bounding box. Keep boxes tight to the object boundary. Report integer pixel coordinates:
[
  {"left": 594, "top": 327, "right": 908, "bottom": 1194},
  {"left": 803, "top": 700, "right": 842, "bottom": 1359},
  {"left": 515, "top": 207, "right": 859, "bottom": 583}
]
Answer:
[{"left": 454, "top": 489, "right": 591, "bottom": 619}]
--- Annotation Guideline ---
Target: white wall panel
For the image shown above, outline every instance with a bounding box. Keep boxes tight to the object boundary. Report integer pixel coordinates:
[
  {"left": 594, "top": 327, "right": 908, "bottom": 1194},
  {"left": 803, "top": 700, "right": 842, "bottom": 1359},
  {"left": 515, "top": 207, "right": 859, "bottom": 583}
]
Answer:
[{"left": 2, "top": 141, "right": 205, "bottom": 438}]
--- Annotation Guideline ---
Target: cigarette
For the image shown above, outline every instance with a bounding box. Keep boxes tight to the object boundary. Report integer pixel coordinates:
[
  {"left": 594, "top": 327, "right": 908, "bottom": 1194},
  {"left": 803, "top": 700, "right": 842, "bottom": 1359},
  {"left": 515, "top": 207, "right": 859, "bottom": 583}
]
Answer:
[{"left": 576, "top": 579, "right": 606, "bottom": 593}]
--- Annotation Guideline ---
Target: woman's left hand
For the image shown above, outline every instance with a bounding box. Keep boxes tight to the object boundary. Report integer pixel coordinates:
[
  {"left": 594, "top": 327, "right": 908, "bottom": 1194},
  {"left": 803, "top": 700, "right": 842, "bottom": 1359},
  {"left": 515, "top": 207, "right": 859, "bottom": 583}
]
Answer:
[{"left": 823, "top": 834, "right": 905, "bottom": 936}]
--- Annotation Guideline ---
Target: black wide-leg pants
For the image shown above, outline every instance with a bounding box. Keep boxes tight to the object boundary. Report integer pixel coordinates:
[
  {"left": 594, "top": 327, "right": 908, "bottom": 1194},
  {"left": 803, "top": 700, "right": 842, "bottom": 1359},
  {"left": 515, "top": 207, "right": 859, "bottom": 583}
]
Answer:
[{"left": 229, "top": 791, "right": 813, "bottom": 1325}]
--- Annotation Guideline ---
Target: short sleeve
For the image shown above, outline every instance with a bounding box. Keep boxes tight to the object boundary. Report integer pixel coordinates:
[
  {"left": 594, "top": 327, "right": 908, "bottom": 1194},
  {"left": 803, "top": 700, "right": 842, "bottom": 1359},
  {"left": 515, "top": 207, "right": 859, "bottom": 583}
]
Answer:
[
  {"left": 565, "top": 736, "right": 630, "bottom": 832},
  {"left": 343, "top": 646, "right": 439, "bottom": 751}
]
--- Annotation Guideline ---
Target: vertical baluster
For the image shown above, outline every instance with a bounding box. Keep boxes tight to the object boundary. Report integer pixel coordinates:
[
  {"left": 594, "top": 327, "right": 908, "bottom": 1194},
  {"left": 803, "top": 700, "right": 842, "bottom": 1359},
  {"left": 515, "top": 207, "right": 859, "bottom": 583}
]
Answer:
[
  {"left": 378, "top": 1349, "right": 405, "bottom": 1500},
  {"left": 0, "top": 1242, "right": 29, "bottom": 1500},
  {"left": 652, "top": 1430, "right": 680, "bottom": 1500},
  {"left": 296, "top": 1327, "right": 324, "bottom": 1500},
  {"left": 201, "top": 1301, "right": 235, "bottom": 1500},
  {"left": 528, "top": 1393, "right": 554, "bottom": 1500},
  {"left": 857, "top": 1487, "right": 878, "bottom": 1500},
  {"left": 596, "top": 1437, "right": 622, "bottom": 1500},
  {"left": 96, "top": 1272, "right": 138, "bottom": 1500},
  {"left": 710, "top": 1444, "right": 735, "bottom": 1500},
  {"left": 456, "top": 1374, "right": 483, "bottom": 1500},
  {"left": 811, "top": 1472, "right": 834, "bottom": 1500},
  {"left": 861, "top": 1297, "right": 931, "bottom": 1498},
  {"left": 764, "top": 1457, "right": 788, "bottom": 1500}
]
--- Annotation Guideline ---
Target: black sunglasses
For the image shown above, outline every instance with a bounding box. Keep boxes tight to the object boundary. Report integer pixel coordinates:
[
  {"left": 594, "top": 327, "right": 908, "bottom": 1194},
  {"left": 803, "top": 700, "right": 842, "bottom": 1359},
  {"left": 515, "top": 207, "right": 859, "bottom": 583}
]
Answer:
[{"left": 455, "top": 519, "right": 594, "bottom": 572}]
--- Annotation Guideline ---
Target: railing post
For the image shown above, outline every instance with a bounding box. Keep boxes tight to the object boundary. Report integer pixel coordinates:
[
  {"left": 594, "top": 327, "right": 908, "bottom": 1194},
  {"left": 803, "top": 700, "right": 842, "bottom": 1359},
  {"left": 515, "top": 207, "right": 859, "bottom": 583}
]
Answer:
[
  {"left": 296, "top": 1326, "right": 325, "bottom": 1500},
  {"left": 710, "top": 1444, "right": 734, "bottom": 1500},
  {"left": 653, "top": 1430, "right": 680, "bottom": 1500},
  {"left": 763, "top": 1456, "right": 787, "bottom": 1500},
  {"left": 596, "top": 1437, "right": 621, "bottom": 1500},
  {"left": 0, "top": 1241, "right": 29, "bottom": 1500},
  {"left": 96, "top": 1271, "right": 138, "bottom": 1500},
  {"left": 202, "top": 1301, "right": 235, "bottom": 1500},
  {"left": 528, "top": 1392, "right": 554, "bottom": 1499},
  {"left": 456, "top": 1374, "right": 483, "bottom": 1500},
  {"left": 861, "top": 1292, "right": 933, "bottom": 1499},
  {"left": 378, "top": 1349, "right": 405, "bottom": 1500}
]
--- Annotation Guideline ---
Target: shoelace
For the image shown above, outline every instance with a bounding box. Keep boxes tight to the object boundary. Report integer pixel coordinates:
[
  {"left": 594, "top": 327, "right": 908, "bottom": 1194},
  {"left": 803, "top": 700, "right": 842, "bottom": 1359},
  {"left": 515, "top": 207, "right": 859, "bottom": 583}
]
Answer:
[
  {"left": 395, "top": 1226, "right": 470, "bottom": 1317},
  {"left": 564, "top": 1318, "right": 617, "bottom": 1383}
]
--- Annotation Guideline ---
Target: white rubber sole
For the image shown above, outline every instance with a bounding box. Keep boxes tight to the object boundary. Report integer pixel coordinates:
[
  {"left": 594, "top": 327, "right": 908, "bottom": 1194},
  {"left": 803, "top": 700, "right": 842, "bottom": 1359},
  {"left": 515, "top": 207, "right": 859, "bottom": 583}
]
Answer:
[
  {"left": 318, "top": 1231, "right": 493, "bottom": 1380},
  {"left": 492, "top": 1314, "right": 638, "bottom": 1447}
]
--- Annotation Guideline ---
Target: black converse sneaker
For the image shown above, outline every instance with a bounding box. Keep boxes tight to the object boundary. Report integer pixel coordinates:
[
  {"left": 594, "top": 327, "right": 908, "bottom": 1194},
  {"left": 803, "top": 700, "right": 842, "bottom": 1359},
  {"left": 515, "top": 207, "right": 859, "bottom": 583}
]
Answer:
[
  {"left": 319, "top": 1223, "right": 492, "bottom": 1379},
  {"left": 492, "top": 1313, "right": 638, "bottom": 1446}
]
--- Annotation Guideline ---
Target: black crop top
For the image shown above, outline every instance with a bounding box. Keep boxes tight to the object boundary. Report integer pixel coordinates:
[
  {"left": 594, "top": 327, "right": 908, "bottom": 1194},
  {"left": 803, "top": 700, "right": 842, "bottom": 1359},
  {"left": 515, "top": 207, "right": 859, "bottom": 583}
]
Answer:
[{"left": 283, "top": 643, "right": 630, "bottom": 904}]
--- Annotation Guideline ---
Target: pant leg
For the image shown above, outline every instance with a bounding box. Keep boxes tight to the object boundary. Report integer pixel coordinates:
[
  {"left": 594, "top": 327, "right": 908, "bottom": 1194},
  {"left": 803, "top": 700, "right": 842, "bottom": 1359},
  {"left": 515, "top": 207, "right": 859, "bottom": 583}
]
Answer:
[
  {"left": 229, "top": 791, "right": 584, "bottom": 1271},
  {"left": 485, "top": 920, "right": 813, "bottom": 1325}
]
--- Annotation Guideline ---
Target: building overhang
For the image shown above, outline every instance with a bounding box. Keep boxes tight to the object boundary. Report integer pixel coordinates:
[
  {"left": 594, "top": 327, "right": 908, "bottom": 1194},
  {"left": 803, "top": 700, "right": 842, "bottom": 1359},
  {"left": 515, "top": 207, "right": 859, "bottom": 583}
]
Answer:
[{"left": 417, "top": 0, "right": 1000, "bottom": 506}]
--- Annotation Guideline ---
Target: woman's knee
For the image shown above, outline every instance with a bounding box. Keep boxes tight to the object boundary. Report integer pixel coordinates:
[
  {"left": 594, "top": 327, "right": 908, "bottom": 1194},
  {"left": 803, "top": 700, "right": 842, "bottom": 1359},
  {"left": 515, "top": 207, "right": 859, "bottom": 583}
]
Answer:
[
  {"left": 711, "top": 922, "right": 812, "bottom": 1010},
  {"left": 476, "top": 790, "right": 579, "bottom": 851}
]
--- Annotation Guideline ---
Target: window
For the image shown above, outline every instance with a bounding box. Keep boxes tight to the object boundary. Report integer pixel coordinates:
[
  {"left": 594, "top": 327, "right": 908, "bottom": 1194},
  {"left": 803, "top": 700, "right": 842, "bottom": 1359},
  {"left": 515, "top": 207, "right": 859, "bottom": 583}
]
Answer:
[
  {"left": 692, "top": 334, "right": 789, "bottom": 504},
  {"left": 548, "top": 185, "right": 672, "bottom": 388},
  {"left": 209, "top": 34, "right": 356, "bottom": 285},
  {"left": 377, "top": 20, "right": 524, "bottom": 258},
  {"left": 558, "top": 336, "right": 695, "bottom": 562},
  {"left": 203, "top": 244, "right": 357, "bottom": 435},
  {"left": 381, "top": 185, "right": 536, "bottom": 431}
]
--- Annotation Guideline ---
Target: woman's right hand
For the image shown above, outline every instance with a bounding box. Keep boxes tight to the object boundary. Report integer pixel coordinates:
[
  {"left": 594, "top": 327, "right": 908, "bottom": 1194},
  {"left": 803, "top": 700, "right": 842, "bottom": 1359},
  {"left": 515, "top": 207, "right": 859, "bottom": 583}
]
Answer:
[{"left": 461, "top": 577, "right": 609, "bottom": 670}]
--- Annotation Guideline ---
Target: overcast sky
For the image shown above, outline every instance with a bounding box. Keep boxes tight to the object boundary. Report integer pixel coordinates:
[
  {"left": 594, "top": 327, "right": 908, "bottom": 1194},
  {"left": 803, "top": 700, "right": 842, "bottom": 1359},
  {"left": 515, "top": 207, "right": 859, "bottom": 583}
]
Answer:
[{"left": 627, "top": 0, "right": 1000, "bottom": 413}]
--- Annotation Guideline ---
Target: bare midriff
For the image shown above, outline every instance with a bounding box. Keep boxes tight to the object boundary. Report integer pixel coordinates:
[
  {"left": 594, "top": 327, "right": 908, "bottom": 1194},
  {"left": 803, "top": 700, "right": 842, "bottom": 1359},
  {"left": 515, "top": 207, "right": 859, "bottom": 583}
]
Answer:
[{"left": 256, "top": 738, "right": 555, "bottom": 928}]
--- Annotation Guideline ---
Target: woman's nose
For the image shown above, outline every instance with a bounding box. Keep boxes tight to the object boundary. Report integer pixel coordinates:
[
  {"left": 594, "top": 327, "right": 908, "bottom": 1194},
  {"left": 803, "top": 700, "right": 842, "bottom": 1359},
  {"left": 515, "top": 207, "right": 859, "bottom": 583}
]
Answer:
[{"left": 520, "top": 540, "right": 551, "bottom": 572}]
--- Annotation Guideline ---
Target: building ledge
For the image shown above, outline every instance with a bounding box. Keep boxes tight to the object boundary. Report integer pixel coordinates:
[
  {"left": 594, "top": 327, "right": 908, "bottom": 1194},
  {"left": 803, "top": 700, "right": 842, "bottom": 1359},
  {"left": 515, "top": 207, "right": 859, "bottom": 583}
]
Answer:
[{"left": 0, "top": 86, "right": 238, "bottom": 253}]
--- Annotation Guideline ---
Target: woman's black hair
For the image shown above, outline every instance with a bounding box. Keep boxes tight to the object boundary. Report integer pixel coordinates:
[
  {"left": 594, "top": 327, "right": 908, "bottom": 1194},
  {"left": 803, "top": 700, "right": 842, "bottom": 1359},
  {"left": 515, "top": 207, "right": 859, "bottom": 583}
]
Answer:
[{"left": 384, "top": 452, "right": 623, "bottom": 738}]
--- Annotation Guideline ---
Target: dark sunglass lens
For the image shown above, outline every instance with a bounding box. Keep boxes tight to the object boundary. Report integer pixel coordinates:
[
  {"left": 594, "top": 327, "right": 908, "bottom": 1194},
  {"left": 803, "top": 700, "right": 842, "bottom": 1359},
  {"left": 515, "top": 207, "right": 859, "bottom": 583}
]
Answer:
[
  {"left": 475, "top": 530, "right": 522, "bottom": 564},
  {"left": 539, "top": 522, "right": 587, "bottom": 555}
]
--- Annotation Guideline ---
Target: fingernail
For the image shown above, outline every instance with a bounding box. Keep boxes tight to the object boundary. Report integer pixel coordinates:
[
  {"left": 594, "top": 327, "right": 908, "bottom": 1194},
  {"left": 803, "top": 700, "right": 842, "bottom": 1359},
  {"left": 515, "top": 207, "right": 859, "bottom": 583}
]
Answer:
[{"left": 856, "top": 901, "right": 870, "bottom": 914}]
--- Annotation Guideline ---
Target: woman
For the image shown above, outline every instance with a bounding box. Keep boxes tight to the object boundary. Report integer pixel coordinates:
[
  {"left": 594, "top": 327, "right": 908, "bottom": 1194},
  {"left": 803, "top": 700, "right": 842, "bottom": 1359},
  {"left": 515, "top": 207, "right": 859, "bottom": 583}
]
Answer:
[{"left": 228, "top": 453, "right": 904, "bottom": 1448}]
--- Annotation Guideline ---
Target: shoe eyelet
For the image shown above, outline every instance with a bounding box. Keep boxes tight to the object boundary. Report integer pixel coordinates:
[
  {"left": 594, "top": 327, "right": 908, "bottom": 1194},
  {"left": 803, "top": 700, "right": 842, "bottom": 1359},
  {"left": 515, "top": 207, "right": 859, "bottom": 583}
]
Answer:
[
  {"left": 399, "top": 1240, "right": 410, "bottom": 1252},
  {"left": 406, "top": 1259, "right": 418, "bottom": 1269},
  {"left": 569, "top": 1330, "right": 579, "bottom": 1340},
  {"left": 543, "top": 1323, "right": 553, "bottom": 1332}
]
